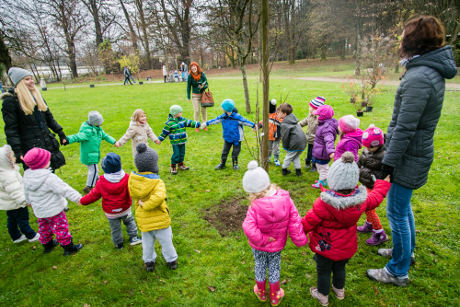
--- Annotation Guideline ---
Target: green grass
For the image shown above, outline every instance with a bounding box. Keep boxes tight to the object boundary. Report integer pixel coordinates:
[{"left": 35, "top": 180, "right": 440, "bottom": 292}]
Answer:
[{"left": 0, "top": 62, "right": 459, "bottom": 306}]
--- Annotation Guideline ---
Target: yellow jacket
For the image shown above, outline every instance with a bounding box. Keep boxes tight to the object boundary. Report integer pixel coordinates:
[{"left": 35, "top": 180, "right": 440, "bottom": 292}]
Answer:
[{"left": 128, "top": 172, "right": 170, "bottom": 232}]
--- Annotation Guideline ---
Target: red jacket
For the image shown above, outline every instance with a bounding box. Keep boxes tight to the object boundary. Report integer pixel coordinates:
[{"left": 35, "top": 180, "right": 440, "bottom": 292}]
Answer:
[
  {"left": 301, "top": 180, "right": 391, "bottom": 261},
  {"left": 80, "top": 174, "right": 132, "bottom": 215}
]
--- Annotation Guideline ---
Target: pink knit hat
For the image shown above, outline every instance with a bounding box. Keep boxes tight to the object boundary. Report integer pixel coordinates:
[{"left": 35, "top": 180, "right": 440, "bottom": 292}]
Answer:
[
  {"left": 23, "top": 148, "right": 51, "bottom": 170},
  {"left": 313, "top": 105, "right": 334, "bottom": 121},
  {"left": 309, "top": 96, "right": 326, "bottom": 109},
  {"left": 339, "top": 115, "right": 360, "bottom": 133},
  {"left": 362, "top": 124, "right": 384, "bottom": 148}
]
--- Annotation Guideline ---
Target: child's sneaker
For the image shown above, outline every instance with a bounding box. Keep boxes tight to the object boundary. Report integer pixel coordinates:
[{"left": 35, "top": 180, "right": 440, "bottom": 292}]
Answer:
[
  {"left": 366, "top": 230, "right": 388, "bottom": 246},
  {"left": 332, "top": 286, "right": 345, "bottom": 300},
  {"left": 310, "top": 287, "right": 328, "bottom": 306},
  {"left": 28, "top": 233, "right": 40, "bottom": 242},
  {"left": 254, "top": 281, "right": 267, "bottom": 302},
  {"left": 115, "top": 242, "right": 124, "bottom": 249},
  {"left": 145, "top": 261, "right": 155, "bottom": 272},
  {"left": 195, "top": 128, "right": 200, "bottom": 133},
  {"left": 167, "top": 260, "right": 178, "bottom": 270},
  {"left": 13, "top": 234, "right": 27, "bottom": 244},
  {"left": 178, "top": 162, "right": 190, "bottom": 170},
  {"left": 170, "top": 164, "right": 177, "bottom": 175},
  {"left": 357, "top": 221, "right": 373, "bottom": 233},
  {"left": 129, "top": 236, "right": 142, "bottom": 246},
  {"left": 274, "top": 159, "right": 280, "bottom": 166}
]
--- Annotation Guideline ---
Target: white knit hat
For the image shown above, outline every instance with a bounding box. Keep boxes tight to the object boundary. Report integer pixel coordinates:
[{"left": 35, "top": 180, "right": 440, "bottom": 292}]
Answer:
[
  {"left": 328, "top": 152, "right": 360, "bottom": 191},
  {"left": 242, "top": 161, "right": 270, "bottom": 193}
]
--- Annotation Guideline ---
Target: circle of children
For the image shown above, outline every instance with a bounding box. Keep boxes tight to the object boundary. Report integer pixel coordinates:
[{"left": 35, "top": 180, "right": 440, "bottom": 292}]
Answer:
[{"left": 3, "top": 81, "right": 394, "bottom": 305}]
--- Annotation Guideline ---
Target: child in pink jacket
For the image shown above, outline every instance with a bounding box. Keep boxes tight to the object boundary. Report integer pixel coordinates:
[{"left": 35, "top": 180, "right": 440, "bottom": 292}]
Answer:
[
  {"left": 334, "top": 115, "right": 363, "bottom": 161},
  {"left": 242, "top": 161, "right": 307, "bottom": 306}
]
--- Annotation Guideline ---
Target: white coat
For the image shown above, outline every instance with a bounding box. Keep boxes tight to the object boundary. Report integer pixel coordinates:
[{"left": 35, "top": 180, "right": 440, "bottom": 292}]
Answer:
[{"left": 0, "top": 145, "right": 27, "bottom": 210}]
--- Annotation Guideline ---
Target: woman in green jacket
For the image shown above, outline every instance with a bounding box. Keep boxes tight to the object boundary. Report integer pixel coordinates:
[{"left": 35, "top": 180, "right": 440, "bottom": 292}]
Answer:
[{"left": 186, "top": 62, "right": 208, "bottom": 132}]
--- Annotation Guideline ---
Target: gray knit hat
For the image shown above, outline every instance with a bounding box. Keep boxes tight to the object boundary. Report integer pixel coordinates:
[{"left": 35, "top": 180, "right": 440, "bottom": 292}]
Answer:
[
  {"left": 88, "top": 111, "right": 103, "bottom": 126},
  {"left": 134, "top": 143, "right": 159, "bottom": 173},
  {"left": 8, "top": 67, "right": 33, "bottom": 87},
  {"left": 328, "top": 152, "right": 359, "bottom": 191}
]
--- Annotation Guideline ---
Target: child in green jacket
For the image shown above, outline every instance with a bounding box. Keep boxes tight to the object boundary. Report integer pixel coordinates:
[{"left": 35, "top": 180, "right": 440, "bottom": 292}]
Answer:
[
  {"left": 66, "top": 111, "right": 119, "bottom": 193},
  {"left": 158, "top": 105, "right": 200, "bottom": 174}
]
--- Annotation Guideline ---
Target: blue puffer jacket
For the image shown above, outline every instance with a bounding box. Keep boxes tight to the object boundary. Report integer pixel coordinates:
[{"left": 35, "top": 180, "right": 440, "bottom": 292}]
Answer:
[
  {"left": 383, "top": 46, "right": 457, "bottom": 189},
  {"left": 206, "top": 110, "right": 255, "bottom": 145}
]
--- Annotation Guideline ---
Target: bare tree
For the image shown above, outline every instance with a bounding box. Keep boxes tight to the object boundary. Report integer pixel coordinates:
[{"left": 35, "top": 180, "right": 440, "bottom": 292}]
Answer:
[
  {"left": 118, "top": 0, "right": 139, "bottom": 51},
  {"left": 133, "top": 0, "right": 153, "bottom": 68},
  {"left": 81, "top": 0, "right": 118, "bottom": 47}
]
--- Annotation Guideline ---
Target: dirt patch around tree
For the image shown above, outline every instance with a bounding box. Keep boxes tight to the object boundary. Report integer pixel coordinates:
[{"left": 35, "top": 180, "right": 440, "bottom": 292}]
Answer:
[{"left": 203, "top": 196, "right": 249, "bottom": 237}]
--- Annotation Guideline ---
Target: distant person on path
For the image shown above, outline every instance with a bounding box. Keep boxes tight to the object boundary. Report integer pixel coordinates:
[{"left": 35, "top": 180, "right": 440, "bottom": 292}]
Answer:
[
  {"left": 162, "top": 65, "right": 168, "bottom": 83},
  {"left": 187, "top": 62, "right": 208, "bottom": 126},
  {"left": 1, "top": 67, "right": 67, "bottom": 171},
  {"left": 242, "top": 160, "right": 307, "bottom": 306},
  {"left": 366, "top": 16, "right": 457, "bottom": 286},
  {"left": 180, "top": 62, "right": 188, "bottom": 82},
  {"left": 123, "top": 66, "right": 135, "bottom": 85}
]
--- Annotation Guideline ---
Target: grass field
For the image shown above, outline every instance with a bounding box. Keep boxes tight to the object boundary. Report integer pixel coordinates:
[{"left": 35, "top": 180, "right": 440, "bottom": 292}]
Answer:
[{"left": 0, "top": 60, "right": 459, "bottom": 306}]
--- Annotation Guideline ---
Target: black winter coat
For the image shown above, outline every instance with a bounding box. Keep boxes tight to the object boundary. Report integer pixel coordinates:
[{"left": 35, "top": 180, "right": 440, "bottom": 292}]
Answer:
[
  {"left": 1, "top": 91, "right": 66, "bottom": 170},
  {"left": 358, "top": 146, "right": 385, "bottom": 189},
  {"left": 383, "top": 46, "right": 457, "bottom": 189}
]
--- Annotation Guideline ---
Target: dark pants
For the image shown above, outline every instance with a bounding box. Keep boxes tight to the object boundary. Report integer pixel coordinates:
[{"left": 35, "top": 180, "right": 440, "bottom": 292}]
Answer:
[
  {"left": 314, "top": 254, "right": 348, "bottom": 296},
  {"left": 171, "top": 144, "right": 186, "bottom": 164},
  {"left": 6, "top": 207, "right": 37, "bottom": 241},
  {"left": 306, "top": 143, "right": 314, "bottom": 164},
  {"left": 123, "top": 76, "right": 132, "bottom": 85},
  {"left": 221, "top": 141, "right": 241, "bottom": 162}
]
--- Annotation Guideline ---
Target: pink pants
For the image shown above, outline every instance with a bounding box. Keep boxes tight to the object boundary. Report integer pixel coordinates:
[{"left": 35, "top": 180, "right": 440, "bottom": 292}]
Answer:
[{"left": 37, "top": 211, "right": 72, "bottom": 246}]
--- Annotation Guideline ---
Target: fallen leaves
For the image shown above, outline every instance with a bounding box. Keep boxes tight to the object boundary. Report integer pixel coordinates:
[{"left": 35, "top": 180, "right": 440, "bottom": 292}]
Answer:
[{"left": 208, "top": 286, "right": 216, "bottom": 292}]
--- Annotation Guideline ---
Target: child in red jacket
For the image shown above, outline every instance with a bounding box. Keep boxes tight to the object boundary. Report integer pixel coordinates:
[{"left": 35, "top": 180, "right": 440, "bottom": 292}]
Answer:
[
  {"left": 302, "top": 152, "right": 391, "bottom": 306},
  {"left": 79, "top": 153, "right": 141, "bottom": 249}
]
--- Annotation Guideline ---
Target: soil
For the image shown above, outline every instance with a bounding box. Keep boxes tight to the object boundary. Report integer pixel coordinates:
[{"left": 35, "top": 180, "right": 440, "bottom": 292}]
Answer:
[{"left": 203, "top": 196, "right": 249, "bottom": 237}]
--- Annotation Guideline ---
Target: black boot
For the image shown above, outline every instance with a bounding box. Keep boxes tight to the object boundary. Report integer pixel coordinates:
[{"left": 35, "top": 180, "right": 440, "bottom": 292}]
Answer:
[
  {"left": 167, "top": 260, "right": 178, "bottom": 270},
  {"left": 310, "top": 163, "right": 317, "bottom": 172},
  {"left": 232, "top": 158, "right": 239, "bottom": 170},
  {"left": 215, "top": 159, "right": 226, "bottom": 170},
  {"left": 62, "top": 241, "right": 83, "bottom": 256},
  {"left": 282, "top": 168, "right": 291, "bottom": 176},
  {"left": 43, "top": 239, "right": 59, "bottom": 254},
  {"left": 145, "top": 261, "right": 155, "bottom": 272},
  {"left": 305, "top": 159, "right": 311, "bottom": 169},
  {"left": 295, "top": 169, "right": 302, "bottom": 176}
]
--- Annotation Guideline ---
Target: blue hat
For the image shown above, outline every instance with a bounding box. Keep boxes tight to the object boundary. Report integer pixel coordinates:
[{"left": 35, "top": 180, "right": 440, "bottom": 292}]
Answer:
[
  {"left": 221, "top": 99, "right": 235, "bottom": 112},
  {"left": 101, "top": 153, "right": 121, "bottom": 174}
]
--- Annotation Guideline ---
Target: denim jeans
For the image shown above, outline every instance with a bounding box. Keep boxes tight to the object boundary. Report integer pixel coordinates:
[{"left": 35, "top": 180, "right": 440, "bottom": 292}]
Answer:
[
  {"left": 385, "top": 182, "right": 415, "bottom": 278},
  {"left": 6, "top": 207, "right": 37, "bottom": 241}
]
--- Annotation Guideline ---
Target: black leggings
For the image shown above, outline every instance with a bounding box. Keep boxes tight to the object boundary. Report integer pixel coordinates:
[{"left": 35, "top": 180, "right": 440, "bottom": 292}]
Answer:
[
  {"left": 221, "top": 141, "right": 241, "bottom": 162},
  {"left": 314, "top": 254, "right": 349, "bottom": 296}
]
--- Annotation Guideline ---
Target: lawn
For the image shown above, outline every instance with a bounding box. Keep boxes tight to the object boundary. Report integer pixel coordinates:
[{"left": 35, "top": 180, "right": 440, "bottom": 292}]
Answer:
[{"left": 0, "top": 62, "right": 459, "bottom": 306}]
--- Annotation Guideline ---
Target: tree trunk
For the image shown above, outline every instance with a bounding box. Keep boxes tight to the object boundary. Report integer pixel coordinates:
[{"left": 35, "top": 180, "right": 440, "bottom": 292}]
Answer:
[
  {"left": 240, "top": 64, "right": 251, "bottom": 114},
  {"left": 261, "top": 0, "right": 269, "bottom": 170},
  {"left": 135, "top": 0, "right": 152, "bottom": 69},
  {"left": 119, "top": 0, "right": 138, "bottom": 51},
  {"left": 90, "top": 1, "right": 103, "bottom": 46},
  {"left": 0, "top": 33, "right": 12, "bottom": 70}
]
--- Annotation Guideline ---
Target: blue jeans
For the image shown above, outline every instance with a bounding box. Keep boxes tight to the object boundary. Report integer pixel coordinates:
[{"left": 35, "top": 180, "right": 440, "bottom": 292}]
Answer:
[{"left": 385, "top": 182, "right": 415, "bottom": 278}]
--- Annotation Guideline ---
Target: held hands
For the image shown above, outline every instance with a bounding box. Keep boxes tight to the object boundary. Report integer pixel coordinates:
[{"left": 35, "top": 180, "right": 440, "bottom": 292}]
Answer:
[
  {"left": 200, "top": 123, "right": 207, "bottom": 130},
  {"left": 384, "top": 175, "right": 391, "bottom": 182},
  {"left": 154, "top": 140, "right": 161, "bottom": 144},
  {"left": 329, "top": 153, "right": 334, "bottom": 160},
  {"left": 61, "top": 137, "right": 68, "bottom": 145},
  {"left": 114, "top": 141, "right": 120, "bottom": 148},
  {"left": 268, "top": 237, "right": 276, "bottom": 243}
]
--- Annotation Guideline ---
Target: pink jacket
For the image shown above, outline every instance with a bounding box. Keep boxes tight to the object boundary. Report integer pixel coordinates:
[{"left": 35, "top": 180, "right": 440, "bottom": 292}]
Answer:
[{"left": 242, "top": 189, "right": 308, "bottom": 252}]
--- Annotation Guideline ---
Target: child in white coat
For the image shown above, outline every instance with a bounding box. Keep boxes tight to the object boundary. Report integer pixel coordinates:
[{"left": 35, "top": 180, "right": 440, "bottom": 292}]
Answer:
[
  {"left": 23, "top": 147, "right": 83, "bottom": 255},
  {"left": 0, "top": 145, "right": 39, "bottom": 243}
]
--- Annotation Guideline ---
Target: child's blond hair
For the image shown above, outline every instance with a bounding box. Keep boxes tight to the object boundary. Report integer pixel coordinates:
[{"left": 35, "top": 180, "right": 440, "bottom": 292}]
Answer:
[
  {"left": 131, "top": 109, "right": 145, "bottom": 123},
  {"left": 248, "top": 183, "right": 280, "bottom": 202}
]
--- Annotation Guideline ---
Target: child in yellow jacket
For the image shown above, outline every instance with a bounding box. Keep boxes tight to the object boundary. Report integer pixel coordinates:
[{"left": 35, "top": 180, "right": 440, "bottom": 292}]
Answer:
[{"left": 128, "top": 143, "right": 178, "bottom": 272}]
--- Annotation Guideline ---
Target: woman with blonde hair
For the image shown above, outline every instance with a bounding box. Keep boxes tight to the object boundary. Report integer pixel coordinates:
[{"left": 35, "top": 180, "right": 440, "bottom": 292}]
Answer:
[
  {"left": 186, "top": 62, "right": 208, "bottom": 132},
  {"left": 1, "top": 67, "right": 67, "bottom": 170}
]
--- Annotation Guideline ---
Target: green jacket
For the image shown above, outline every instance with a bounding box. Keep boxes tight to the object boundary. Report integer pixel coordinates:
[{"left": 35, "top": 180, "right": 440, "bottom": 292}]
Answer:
[
  {"left": 67, "top": 121, "right": 116, "bottom": 165},
  {"left": 158, "top": 115, "right": 200, "bottom": 145},
  {"left": 187, "top": 72, "right": 208, "bottom": 100}
]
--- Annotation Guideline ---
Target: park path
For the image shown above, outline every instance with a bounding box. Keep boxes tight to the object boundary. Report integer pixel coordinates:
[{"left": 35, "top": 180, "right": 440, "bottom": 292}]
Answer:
[{"left": 46, "top": 76, "right": 460, "bottom": 91}]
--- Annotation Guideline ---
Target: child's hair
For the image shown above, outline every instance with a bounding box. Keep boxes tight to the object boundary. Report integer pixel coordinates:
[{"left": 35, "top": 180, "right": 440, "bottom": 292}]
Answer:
[
  {"left": 248, "top": 183, "right": 280, "bottom": 202},
  {"left": 131, "top": 109, "right": 145, "bottom": 123},
  {"left": 279, "top": 103, "right": 293, "bottom": 115}
]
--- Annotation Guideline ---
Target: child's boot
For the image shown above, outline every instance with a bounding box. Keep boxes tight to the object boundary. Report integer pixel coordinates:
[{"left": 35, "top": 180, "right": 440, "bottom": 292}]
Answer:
[
  {"left": 357, "top": 221, "right": 373, "bottom": 233},
  {"left": 215, "top": 159, "right": 226, "bottom": 170},
  {"left": 282, "top": 168, "right": 291, "bottom": 176},
  {"left": 312, "top": 179, "right": 326, "bottom": 189},
  {"left": 305, "top": 158, "right": 311, "bottom": 169},
  {"left": 167, "top": 260, "right": 178, "bottom": 270},
  {"left": 62, "top": 241, "right": 83, "bottom": 256},
  {"left": 269, "top": 282, "right": 284, "bottom": 306},
  {"left": 310, "top": 287, "right": 328, "bottom": 306},
  {"left": 274, "top": 156, "right": 280, "bottom": 166},
  {"left": 254, "top": 280, "right": 267, "bottom": 302},
  {"left": 170, "top": 164, "right": 177, "bottom": 174},
  {"left": 145, "top": 261, "right": 155, "bottom": 272},
  {"left": 295, "top": 169, "right": 302, "bottom": 176},
  {"left": 43, "top": 239, "right": 58, "bottom": 253},
  {"left": 332, "top": 286, "right": 345, "bottom": 300},
  {"left": 178, "top": 162, "right": 190, "bottom": 171},
  {"left": 366, "top": 229, "right": 388, "bottom": 246},
  {"left": 232, "top": 158, "right": 239, "bottom": 170}
]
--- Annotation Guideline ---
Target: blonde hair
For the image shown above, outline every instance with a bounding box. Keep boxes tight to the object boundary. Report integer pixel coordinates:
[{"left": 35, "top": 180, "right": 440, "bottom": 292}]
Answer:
[
  {"left": 15, "top": 79, "right": 47, "bottom": 115},
  {"left": 248, "top": 183, "right": 280, "bottom": 202},
  {"left": 131, "top": 109, "right": 145, "bottom": 123}
]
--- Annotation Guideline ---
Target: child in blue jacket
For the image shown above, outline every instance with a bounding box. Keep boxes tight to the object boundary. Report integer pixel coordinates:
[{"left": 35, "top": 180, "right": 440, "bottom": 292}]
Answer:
[{"left": 202, "top": 99, "right": 256, "bottom": 170}]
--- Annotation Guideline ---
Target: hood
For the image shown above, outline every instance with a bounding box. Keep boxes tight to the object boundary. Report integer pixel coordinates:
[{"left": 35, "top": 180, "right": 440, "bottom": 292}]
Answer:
[
  {"left": 407, "top": 46, "right": 458, "bottom": 79},
  {"left": 282, "top": 113, "right": 299, "bottom": 126},
  {"left": 251, "top": 190, "right": 290, "bottom": 223},
  {"left": 0, "top": 90, "right": 14, "bottom": 100},
  {"left": 319, "top": 118, "right": 339, "bottom": 131},
  {"left": 102, "top": 172, "right": 129, "bottom": 191},
  {"left": 0, "top": 145, "right": 15, "bottom": 171},
  {"left": 23, "top": 168, "right": 52, "bottom": 192},
  {"left": 342, "top": 128, "right": 363, "bottom": 144},
  {"left": 320, "top": 185, "right": 368, "bottom": 210},
  {"left": 128, "top": 172, "right": 160, "bottom": 199}
]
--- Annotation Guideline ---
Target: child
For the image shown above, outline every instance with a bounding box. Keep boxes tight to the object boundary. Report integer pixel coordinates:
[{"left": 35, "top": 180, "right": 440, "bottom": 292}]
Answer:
[
  {"left": 299, "top": 96, "right": 325, "bottom": 171},
  {"left": 279, "top": 103, "right": 307, "bottom": 176},
  {"left": 67, "top": 111, "right": 119, "bottom": 194},
  {"left": 302, "top": 152, "right": 391, "bottom": 306},
  {"left": 22, "top": 147, "right": 83, "bottom": 255},
  {"left": 311, "top": 105, "right": 338, "bottom": 188},
  {"left": 202, "top": 99, "right": 256, "bottom": 170},
  {"left": 357, "top": 125, "right": 388, "bottom": 245},
  {"left": 258, "top": 99, "right": 283, "bottom": 166},
  {"left": 79, "top": 153, "right": 142, "bottom": 249},
  {"left": 0, "top": 145, "right": 40, "bottom": 243},
  {"left": 128, "top": 143, "right": 178, "bottom": 271},
  {"left": 118, "top": 109, "right": 161, "bottom": 158},
  {"left": 242, "top": 160, "right": 307, "bottom": 306},
  {"left": 157, "top": 105, "right": 200, "bottom": 174},
  {"left": 334, "top": 115, "right": 363, "bottom": 161}
]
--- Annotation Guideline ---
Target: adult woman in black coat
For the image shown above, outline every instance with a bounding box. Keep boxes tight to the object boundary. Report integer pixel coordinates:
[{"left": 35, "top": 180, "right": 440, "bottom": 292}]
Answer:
[{"left": 1, "top": 67, "right": 67, "bottom": 170}]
